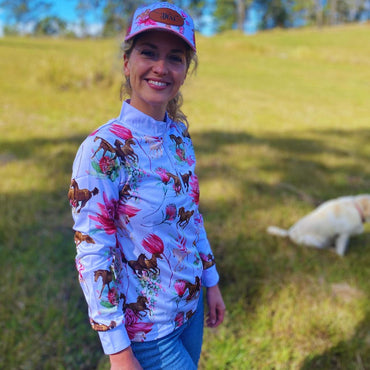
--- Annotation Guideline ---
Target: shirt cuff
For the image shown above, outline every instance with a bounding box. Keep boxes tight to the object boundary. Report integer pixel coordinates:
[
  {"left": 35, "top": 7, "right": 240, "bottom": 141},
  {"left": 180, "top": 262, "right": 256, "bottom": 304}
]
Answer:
[
  {"left": 201, "top": 265, "right": 219, "bottom": 288},
  {"left": 98, "top": 324, "right": 131, "bottom": 355}
]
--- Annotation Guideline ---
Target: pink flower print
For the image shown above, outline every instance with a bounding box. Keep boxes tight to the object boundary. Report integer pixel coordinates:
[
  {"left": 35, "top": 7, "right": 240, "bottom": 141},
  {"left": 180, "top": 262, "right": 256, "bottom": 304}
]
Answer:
[
  {"left": 137, "top": 10, "right": 156, "bottom": 26},
  {"left": 89, "top": 192, "right": 119, "bottom": 235},
  {"left": 118, "top": 203, "right": 140, "bottom": 224},
  {"left": 173, "top": 234, "right": 191, "bottom": 270},
  {"left": 175, "top": 280, "right": 186, "bottom": 297},
  {"left": 156, "top": 167, "right": 171, "bottom": 184},
  {"left": 165, "top": 204, "right": 177, "bottom": 222},
  {"left": 194, "top": 212, "right": 204, "bottom": 228},
  {"left": 189, "top": 175, "right": 200, "bottom": 205},
  {"left": 142, "top": 234, "right": 164, "bottom": 255},
  {"left": 125, "top": 308, "right": 153, "bottom": 340},
  {"left": 175, "top": 312, "right": 184, "bottom": 327},
  {"left": 176, "top": 148, "right": 185, "bottom": 161},
  {"left": 108, "top": 287, "right": 119, "bottom": 306},
  {"left": 179, "top": 26, "right": 184, "bottom": 35},
  {"left": 89, "top": 128, "right": 99, "bottom": 137},
  {"left": 142, "top": 234, "right": 173, "bottom": 286},
  {"left": 99, "top": 155, "right": 116, "bottom": 175},
  {"left": 109, "top": 124, "right": 133, "bottom": 140},
  {"left": 76, "top": 259, "right": 85, "bottom": 282},
  {"left": 176, "top": 234, "right": 187, "bottom": 251},
  {"left": 186, "top": 156, "right": 195, "bottom": 166}
]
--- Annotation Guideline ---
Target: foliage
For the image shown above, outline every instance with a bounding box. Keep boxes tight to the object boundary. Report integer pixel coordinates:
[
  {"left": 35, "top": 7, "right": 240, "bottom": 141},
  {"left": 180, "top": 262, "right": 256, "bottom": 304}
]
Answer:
[
  {"left": 256, "top": 0, "right": 296, "bottom": 28},
  {"left": 3, "top": 25, "right": 20, "bottom": 36},
  {"left": 0, "top": 0, "right": 369, "bottom": 36},
  {"left": 0, "top": 0, "right": 51, "bottom": 24},
  {"left": 214, "top": 0, "right": 253, "bottom": 32},
  {"left": 33, "top": 16, "right": 67, "bottom": 36},
  {"left": 0, "top": 24, "right": 369, "bottom": 368},
  {"left": 75, "top": 0, "right": 207, "bottom": 36}
]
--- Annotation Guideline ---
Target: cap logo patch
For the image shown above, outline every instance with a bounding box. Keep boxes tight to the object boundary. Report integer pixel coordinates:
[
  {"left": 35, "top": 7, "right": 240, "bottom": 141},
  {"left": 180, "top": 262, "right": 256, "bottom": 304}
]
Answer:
[{"left": 149, "top": 8, "right": 184, "bottom": 26}]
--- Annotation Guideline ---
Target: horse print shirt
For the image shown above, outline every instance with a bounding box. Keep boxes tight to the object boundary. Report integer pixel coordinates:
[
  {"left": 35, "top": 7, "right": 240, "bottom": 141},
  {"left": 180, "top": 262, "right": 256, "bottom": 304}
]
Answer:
[{"left": 69, "top": 101, "right": 219, "bottom": 355}]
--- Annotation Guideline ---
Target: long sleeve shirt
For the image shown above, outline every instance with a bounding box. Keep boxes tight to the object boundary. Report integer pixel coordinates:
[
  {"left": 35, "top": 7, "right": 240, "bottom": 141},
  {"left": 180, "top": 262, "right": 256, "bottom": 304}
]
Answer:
[{"left": 69, "top": 100, "right": 219, "bottom": 355}]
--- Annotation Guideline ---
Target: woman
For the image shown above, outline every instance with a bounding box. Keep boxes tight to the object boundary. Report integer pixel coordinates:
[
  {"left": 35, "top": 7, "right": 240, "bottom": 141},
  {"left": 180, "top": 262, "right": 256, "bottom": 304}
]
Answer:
[{"left": 69, "top": 2, "right": 225, "bottom": 369}]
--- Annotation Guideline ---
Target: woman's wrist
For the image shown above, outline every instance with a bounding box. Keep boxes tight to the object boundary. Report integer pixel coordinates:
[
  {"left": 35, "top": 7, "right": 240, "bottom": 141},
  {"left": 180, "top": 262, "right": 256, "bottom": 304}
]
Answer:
[{"left": 110, "top": 346, "right": 142, "bottom": 370}]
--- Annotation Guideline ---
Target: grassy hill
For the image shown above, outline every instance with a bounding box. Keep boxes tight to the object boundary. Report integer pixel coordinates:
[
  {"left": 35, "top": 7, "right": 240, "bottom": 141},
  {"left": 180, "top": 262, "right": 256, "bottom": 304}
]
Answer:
[{"left": 0, "top": 23, "right": 369, "bottom": 369}]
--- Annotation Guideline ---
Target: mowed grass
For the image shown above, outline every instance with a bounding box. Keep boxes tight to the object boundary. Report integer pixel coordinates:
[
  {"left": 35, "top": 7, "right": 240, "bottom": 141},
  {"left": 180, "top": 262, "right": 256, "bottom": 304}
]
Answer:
[{"left": 0, "top": 23, "right": 369, "bottom": 369}]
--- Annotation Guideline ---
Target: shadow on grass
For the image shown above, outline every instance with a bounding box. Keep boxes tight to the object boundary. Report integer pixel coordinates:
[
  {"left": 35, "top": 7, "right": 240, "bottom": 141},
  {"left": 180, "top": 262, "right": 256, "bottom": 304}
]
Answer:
[
  {"left": 192, "top": 128, "right": 370, "bottom": 198},
  {"left": 0, "top": 133, "right": 102, "bottom": 369},
  {"left": 1, "top": 128, "right": 369, "bottom": 368},
  {"left": 300, "top": 310, "right": 370, "bottom": 369},
  {"left": 191, "top": 128, "right": 370, "bottom": 368},
  {"left": 0, "top": 188, "right": 102, "bottom": 369}
]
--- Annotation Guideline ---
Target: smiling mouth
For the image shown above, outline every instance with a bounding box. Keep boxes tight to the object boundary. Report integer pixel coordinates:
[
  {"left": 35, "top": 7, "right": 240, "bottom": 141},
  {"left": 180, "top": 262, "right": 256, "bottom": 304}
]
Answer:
[{"left": 147, "top": 79, "right": 169, "bottom": 87}]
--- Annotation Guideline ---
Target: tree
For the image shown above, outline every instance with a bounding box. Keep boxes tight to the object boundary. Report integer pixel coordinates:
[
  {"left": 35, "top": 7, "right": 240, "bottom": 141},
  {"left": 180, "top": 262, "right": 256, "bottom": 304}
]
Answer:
[
  {"left": 214, "top": 0, "right": 252, "bottom": 32},
  {"left": 0, "top": 0, "right": 51, "bottom": 25},
  {"left": 326, "top": 0, "right": 365, "bottom": 24},
  {"left": 75, "top": 0, "right": 208, "bottom": 37},
  {"left": 256, "top": 0, "right": 295, "bottom": 29},
  {"left": 33, "top": 16, "right": 67, "bottom": 35},
  {"left": 293, "top": 0, "right": 367, "bottom": 27},
  {"left": 75, "top": 0, "right": 145, "bottom": 37}
]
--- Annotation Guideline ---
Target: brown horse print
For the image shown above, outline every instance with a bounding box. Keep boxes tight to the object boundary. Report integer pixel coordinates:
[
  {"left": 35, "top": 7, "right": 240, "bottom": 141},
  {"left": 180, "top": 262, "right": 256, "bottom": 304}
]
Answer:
[
  {"left": 114, "top": 138, "right": 138, "bottom": 163},
  {"left": 181, "top": 171, "right": 192, "bottom": 191},
  {"left": 90, "top": 319, "right": 116, "bottom": 331},
  {"left": 92, "top": 136, "right": 116, "bottom": 159},
  {"left": 120, "top": 293, "right": 150, "bottom": 318},
  {"left": 180, "top": 276, "right": 201, "bottom": 301},
  {"left": 94, "top": 269, "right": 113, "bottom": 298},
  {"left": 127, "top": 253, "right": 163, "bottom": 277},
  {"left": 177, "top": 207, "right": 194, "bottom": 228},
  {"left": 169, "top": 134, "right": 184, "bottom": 149},
  {"left": 120, "top": 183, "right": 132, "bottom": 201},
  {"left": 166, "top": 172, "right": 182, "bottom": 194},
  {"left": 68, "top": 179, "right": 99, "bottom": 213},
  {"left": 200, "top": 253, "right": 215, "bottom": 270},
  {"left": 74, "top": 231, "right": 95, "bottom": 246},
  {"left": 186, "top": 309, "right": 195, "bottom": 320}
]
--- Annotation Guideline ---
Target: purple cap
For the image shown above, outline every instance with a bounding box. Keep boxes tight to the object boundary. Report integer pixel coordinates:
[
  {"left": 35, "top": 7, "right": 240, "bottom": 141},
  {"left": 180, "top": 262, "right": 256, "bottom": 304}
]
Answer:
[{"left": 125, "top": 2, "right": 196, "bottom": 51}]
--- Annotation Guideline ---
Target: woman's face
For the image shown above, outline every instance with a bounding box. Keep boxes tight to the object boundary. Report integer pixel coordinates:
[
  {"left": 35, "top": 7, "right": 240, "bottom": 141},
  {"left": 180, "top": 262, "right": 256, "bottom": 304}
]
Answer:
[{"left": 124, "top": 30, "right": 188, "bottom": 121}]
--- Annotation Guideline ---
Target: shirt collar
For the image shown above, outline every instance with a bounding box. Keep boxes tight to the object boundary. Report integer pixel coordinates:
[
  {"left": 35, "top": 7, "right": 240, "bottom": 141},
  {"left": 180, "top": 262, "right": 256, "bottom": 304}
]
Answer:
[{"left": 117, "top": 100, "right": 171, "bottom": 137}]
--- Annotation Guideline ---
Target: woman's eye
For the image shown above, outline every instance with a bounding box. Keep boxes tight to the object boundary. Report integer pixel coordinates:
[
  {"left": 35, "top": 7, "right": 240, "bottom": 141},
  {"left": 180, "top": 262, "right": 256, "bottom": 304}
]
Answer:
[
  {"left": 141, "top": 50, "right": 155, "bottom": 58},
  {"left": 169, "top": 55, "right": 184, "bottom": 63}
]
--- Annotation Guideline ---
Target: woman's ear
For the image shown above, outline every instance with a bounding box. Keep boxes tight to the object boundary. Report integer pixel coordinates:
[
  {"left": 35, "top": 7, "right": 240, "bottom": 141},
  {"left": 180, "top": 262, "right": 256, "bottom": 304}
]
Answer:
[{"left": 123, "top": 54, "right": 130, "bottom": 77}]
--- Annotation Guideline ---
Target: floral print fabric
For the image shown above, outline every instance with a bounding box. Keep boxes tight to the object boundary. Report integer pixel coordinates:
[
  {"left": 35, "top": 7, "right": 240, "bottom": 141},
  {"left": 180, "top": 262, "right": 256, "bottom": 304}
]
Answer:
[{"left": 69, "top": 101, "right": 219, "bottom": 355}]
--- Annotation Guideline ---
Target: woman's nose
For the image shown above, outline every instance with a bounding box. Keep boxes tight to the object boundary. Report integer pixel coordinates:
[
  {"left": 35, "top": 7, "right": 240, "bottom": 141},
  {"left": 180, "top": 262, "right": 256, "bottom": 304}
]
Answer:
[{"left": 152, "top": 58, "right": 168, "bottom": 75}]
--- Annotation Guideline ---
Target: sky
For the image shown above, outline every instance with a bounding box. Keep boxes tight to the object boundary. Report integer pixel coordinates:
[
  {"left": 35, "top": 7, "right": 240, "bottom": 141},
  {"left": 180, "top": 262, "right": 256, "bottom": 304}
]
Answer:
[
  {"left": 53, "top": 0, "right": 78, "bottom": 22},
  {"left": 0, "top": 0, "right": 261, "bottom": 36}
]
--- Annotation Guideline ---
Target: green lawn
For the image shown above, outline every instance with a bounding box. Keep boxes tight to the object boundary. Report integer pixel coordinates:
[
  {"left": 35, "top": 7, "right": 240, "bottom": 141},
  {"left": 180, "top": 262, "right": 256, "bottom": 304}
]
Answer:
[{"left": 1, "top": 23, "right": 369, "bottom": 369}]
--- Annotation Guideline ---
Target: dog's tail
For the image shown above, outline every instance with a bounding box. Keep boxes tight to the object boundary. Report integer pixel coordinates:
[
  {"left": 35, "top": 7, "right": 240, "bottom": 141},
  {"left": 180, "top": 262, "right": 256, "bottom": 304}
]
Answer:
[{"left": 266, "top": 226, "right": 289, "bottom": 238}]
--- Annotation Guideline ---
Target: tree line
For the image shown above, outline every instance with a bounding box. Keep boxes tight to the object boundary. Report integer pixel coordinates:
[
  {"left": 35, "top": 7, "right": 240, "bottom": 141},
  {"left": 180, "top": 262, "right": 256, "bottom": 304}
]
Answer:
[{"left": 1, "top": 0, "right": 369, "bottom": 36}]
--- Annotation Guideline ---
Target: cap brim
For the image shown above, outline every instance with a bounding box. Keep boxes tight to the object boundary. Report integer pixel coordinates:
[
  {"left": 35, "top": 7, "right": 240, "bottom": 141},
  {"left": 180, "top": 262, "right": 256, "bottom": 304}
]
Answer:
[{"left": 125, "top": 27, "right": 196, "bottom": 52}]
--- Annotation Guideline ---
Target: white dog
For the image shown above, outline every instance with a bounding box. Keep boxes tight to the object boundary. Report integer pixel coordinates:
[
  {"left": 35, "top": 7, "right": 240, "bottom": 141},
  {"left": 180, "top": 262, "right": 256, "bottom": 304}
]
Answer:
[{"left": 267, "top": 195, "right": 370, "bottom": 256}]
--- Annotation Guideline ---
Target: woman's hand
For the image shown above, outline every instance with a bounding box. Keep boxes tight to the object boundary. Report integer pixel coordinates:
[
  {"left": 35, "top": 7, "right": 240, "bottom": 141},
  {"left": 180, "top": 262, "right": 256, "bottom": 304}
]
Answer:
[
  {"left": 110, "top": 346, "right": 142, "bottom": 370},
  {"left": 206, "top": 284, "right": 226, "bottom": 328}
]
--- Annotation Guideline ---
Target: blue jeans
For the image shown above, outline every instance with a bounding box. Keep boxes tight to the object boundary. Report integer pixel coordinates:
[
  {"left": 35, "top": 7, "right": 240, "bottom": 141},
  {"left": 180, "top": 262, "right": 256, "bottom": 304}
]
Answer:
[{"left": 131, "top": 291, "right": 204, "bottom": 369}]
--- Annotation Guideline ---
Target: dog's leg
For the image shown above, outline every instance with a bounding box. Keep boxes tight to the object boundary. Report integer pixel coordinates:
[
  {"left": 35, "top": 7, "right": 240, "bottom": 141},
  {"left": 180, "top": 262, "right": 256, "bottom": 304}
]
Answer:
[{"left": 335, "top": 234, "right": 350, "bottom": 256}]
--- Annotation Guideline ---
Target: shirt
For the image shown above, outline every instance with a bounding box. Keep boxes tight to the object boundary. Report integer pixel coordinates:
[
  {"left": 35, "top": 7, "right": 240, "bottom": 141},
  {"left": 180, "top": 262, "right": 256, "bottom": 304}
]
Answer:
[{"left": 69, "top": 100, "right": 219, "bottom": 355}]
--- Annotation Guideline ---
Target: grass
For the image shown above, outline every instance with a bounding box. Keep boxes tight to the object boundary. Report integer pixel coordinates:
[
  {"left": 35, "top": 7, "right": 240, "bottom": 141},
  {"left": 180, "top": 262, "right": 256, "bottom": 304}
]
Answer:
[{"left": 1, "top": 23, "right": 369, "bottom": 369}]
